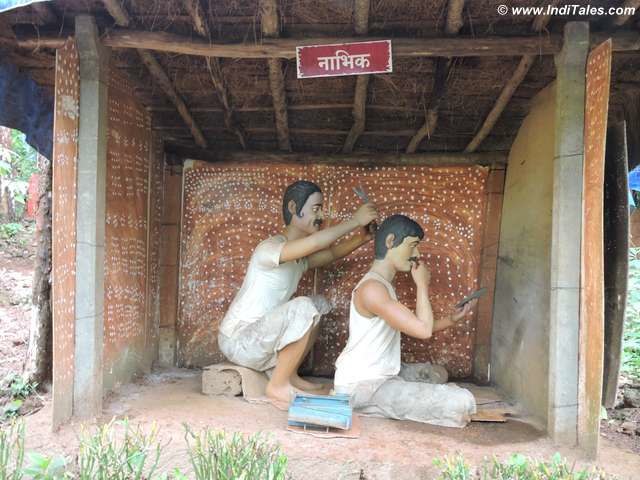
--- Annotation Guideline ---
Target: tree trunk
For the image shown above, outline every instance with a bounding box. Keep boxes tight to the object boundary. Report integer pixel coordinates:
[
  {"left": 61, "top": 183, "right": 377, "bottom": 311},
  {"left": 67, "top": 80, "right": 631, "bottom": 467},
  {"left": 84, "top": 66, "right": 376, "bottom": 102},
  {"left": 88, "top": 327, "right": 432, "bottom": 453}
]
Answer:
[{"left": 23, "top": 154, "right": 52, "bottom": 385}]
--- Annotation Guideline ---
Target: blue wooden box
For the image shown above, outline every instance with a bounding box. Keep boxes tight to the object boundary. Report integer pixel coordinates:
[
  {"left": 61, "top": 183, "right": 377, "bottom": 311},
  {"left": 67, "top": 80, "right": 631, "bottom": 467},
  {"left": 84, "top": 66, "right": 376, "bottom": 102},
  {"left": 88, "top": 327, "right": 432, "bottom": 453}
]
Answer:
[{"left": 287, "top": 393, "right": 353, "bottom": 430}]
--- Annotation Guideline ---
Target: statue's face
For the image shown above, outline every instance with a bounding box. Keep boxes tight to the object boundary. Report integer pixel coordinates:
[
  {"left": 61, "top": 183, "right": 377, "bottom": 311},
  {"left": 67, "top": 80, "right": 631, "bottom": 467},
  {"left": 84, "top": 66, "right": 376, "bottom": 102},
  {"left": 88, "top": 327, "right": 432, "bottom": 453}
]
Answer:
[
  {"left": 386, "top": 235, "right": 421, "bottom": 272},
  {"left": 290, "top": 192, "right": 324, "bottom": 234}
]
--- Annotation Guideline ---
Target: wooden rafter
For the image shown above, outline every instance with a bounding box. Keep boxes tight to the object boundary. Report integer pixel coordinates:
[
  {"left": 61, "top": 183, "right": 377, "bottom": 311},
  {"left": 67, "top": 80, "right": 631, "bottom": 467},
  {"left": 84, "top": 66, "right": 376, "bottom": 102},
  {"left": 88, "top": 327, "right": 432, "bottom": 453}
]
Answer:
[
  {"left": 464, "top": 4, "right": 556, "bottom": 152},
  {"left": 342, "top": 0, "right": 370, "bottom": 154},
  {"left": 260, "top": 0, "right": 291, "bottom": 152},
  {"left": 164, "top": 146, "right": 508, "bottom": 167},
  {"left": 406, "top": 0, "right": 464, "bottom": 153},
  {"left": 14, "top": 31, "right": 640, "bottom": 56},
  {"left": 100, "top": 30, "right": 563, "bottom": 58},
  {"left": 182, "top": 0, "right": 247, "bottom": 149},
  {"left": 101, "top": 0, "right": 208, "bottom": 148}
]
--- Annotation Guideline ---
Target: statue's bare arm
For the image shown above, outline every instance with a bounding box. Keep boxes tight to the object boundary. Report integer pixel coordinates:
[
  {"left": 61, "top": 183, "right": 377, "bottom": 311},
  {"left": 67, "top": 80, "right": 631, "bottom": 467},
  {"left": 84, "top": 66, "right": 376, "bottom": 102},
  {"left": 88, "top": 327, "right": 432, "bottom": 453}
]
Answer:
[
  {"left": 355, "top": 280, "right": 434, "bottom": 339},
  {"left": 306, "top": 229, "right": 371, "bottom": 269},
  {"left": 279, "top": 203, "right": 377, "bottom": 264}
]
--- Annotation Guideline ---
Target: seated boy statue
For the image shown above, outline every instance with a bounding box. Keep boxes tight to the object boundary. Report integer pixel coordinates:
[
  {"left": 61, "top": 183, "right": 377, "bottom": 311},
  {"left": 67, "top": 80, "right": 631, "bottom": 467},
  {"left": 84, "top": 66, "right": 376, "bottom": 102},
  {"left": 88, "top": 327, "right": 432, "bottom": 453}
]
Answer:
[
  {"left": 218, "top": 180, "right": 378, "bottom": 404},
  {"left": 334, "top": 214, "right": 477, "bottom": 427}
]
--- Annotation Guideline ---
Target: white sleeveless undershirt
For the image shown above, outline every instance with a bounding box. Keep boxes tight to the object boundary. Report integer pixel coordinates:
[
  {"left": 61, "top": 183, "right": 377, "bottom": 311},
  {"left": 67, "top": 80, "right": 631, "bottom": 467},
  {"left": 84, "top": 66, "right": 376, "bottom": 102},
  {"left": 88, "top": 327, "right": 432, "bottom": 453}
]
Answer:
[{"left": 334, "top": 271, "right": 401, "bottom": 392}]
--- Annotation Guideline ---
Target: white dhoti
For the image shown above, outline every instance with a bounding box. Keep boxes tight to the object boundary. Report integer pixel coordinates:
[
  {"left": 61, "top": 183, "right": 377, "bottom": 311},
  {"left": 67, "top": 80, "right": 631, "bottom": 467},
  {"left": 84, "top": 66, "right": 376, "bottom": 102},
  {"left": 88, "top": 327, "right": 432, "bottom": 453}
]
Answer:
[
  {"left": 344, "top": 366, "right": 476, "bottom": 428},
  {"left": 219, "top": 295, "right": 331, "bottom": 371}
]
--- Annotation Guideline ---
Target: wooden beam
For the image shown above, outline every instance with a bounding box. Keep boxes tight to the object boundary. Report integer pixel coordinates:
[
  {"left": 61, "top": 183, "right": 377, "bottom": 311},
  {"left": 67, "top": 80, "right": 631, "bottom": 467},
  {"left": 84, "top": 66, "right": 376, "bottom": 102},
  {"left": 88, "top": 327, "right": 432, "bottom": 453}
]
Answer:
[
  {"left": 530, "top": 0, "right": 560, "bottom": 32},
  {"left": 164, "top": 144, "right": 508, "bottom": 166},
  {"left": 13, "top": 31, "right": 638, "bottom": 56},
  {"left": 154, "top": 126, "right": 423, "bottom": 137},
  {"left": 102, "top": 29, "right": 563, "bottom": 58},
  {"left": 464, "top": 7, "right": 555, "bottom": 153},
  {"left": 182, "top": 0, "right": 247, "bottom": 149},
  {"left": 101, "top": 0, "right": 208, "bottom": 148},
  {"left": 261, "top": 0, "right": 291, "bottom": 152},
  {"left": 464, "top": 55, "right": 535, "bottom": 152},
  {"left": 445, "top": 0, "right": 466, "bottom": 35},
  {"left": 343, "top": 0, "right": 370, "bottom": 154},
  {"left": 405, "top": 61, "right": 449, "bottom": 152},
  {"left": 406, "top": 0, "right": 465, "bottom": 153}
]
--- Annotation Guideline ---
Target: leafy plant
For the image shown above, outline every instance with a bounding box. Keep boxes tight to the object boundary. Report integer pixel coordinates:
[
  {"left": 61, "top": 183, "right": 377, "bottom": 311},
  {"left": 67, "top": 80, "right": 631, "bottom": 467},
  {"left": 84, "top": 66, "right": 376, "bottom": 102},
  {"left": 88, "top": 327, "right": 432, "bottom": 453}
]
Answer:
[
  {"left": 0, "top": 129, "right": 39, "bottom": 219},
  {"left": 434, "top": 453, "right": 615, "bottom": 480},
  {"left": 22, "top": 452, "right": 70, "bottom": 480},
  {"left": 0, "top": 420, "right": 25, "bottom": 480},
  {"left": 434, "top": 453, "right": 472, "bottom": 480},
  {"left": 184, "top": 425, "right": 289, "bottom": 480},
  {"left": 0, "top": 223, "right": 23, "bottom": 239},
  {"left": 2, "top": 400, "right": 23, "bottom": 420},
  {"left": 1, "top": 374, "right": 38, "bottom": 399},
  {"left": 76, "top": 418, "right": 164, "bottom": 480},
  {"left": 622, "top": 248, "right": 640, "bottom": 379}
]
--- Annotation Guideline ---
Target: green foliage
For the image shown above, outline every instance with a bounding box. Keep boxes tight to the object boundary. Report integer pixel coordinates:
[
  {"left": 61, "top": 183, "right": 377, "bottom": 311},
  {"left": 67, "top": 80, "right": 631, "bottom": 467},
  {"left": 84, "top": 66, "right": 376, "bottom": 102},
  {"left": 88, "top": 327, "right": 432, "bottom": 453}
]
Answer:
[
  {"left": 2, "top": 400, "right": 23, "bottom": 420},
  {"left": 22, "top": 452, "right": 70, "bottom": 480},
  {"left": 0, "top": 420, "right": 25, "bottom": 480},
  {"left": 184, "top": 425, "right": 289, "bottom": 480},
  {"left": 622, "top": 248, "right": 640, "bottom": 379},
  {"left": 1, "top": 374, "right": 38, "bottom": 399},
  {"left": 434, "top": 454, "right": 472, "bottom": 480},
  {"left": 76, "top": 418, "right": 163, "bottom": 480},
  {"left": 0, "top": 129, "right": 39, "bottom": 217},
  {"left": 434, "top": 453, "right": 614, "bottom": 480},
  {"left": 0, "top": 223, "right": 23, "bottom": 239}
]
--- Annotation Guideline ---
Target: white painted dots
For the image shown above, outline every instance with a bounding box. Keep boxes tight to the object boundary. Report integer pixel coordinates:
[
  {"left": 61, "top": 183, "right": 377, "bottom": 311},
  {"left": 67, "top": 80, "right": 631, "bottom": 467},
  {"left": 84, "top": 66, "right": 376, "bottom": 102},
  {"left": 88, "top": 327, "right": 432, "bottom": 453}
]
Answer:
[
  {"left": 178, "top": 162, "right": 489, "bottom": 376},
  {"left": 52, "top": 39, "right": 80, "bottom": 385},
  {"left": 103, "top": 69, "right": 152, "bottom": 361}
]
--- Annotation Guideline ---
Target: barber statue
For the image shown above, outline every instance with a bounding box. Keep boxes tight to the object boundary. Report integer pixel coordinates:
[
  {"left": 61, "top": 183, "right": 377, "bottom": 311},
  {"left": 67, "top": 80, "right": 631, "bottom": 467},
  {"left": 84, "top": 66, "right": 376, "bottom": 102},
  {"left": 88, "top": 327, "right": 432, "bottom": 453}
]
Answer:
[
  {"left": 218, "top": 180, "right": 378, "bottom": 404},
  {"left": 334, "top": 214, "right": 477, "bottom": 427}
]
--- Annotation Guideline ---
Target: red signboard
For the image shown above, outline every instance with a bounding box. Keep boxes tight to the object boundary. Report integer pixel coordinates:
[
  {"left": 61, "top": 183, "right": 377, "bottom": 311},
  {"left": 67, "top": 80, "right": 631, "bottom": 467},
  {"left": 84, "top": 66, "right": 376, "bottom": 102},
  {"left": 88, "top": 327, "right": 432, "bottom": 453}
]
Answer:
[{"left": 296, "top": 40, "right": 392, "bottom": 79}]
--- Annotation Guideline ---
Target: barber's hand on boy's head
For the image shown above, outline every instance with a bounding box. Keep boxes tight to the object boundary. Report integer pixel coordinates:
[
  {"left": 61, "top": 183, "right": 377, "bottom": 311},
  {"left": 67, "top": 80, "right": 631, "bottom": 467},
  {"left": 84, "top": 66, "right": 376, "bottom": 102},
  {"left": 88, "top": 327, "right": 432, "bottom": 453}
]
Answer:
[
  {"left": 410, "top": 259, "right": 430, "bottom": 287},
  {"left": 359, "top": 224, "right": 375, "bottom": 241},
  {"left": 353, "top": 203, "right": 378, "bottom": 227},
  {"left": 451, "top": 299, "right": 476, "bottom": 322}
]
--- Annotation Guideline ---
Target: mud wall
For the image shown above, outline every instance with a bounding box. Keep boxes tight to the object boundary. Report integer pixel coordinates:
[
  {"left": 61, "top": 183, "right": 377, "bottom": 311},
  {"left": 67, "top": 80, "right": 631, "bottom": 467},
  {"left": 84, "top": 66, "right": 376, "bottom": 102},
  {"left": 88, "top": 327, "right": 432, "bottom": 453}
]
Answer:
[
  {"left": 177, "top": 160, "right": 491, "bottom": 378},
  {"left": 491, "top": 84, "right": 556, "bottom": 426},
  {"left": 102, "top": 66, "right": 161, "bottom": 390}
]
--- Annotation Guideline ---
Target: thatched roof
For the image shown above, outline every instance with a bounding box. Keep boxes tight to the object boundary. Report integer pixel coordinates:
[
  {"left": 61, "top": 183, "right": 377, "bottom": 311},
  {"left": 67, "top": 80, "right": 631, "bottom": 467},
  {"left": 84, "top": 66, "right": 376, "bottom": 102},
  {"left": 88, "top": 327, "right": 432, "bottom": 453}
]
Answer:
[{"left": 1, "top": 0, "right": 639, "bottom": 158}]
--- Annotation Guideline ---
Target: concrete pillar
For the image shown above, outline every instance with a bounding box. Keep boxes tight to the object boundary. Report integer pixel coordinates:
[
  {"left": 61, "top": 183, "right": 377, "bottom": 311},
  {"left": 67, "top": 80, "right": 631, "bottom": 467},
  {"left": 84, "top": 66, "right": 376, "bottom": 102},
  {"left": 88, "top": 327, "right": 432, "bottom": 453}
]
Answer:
[
  {"left": 548, "top": 22, "right": 588, "bottom": 445},
  {"left": 73, "top": 15, "right": 109, "bottom": 419}
]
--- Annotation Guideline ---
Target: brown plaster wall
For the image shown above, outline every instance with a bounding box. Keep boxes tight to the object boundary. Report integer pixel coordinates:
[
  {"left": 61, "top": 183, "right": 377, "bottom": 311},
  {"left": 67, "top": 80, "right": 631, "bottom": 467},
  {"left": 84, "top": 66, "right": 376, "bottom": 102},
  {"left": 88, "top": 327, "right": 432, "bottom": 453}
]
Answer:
[
  {"left": 579, "top": 40, "right": 611, "bottom": 453},
  {"left": 177, "top": 160, "right": 490, "bottom": 378},
  {"left": 491, "top": 84, "right": 556, "bottom": 427},
  {"left": 51, "top": 38, "right": 79, "bottom": 427},
  {"left": 102, "top": 66, "right": 155, "bottom": 391}
]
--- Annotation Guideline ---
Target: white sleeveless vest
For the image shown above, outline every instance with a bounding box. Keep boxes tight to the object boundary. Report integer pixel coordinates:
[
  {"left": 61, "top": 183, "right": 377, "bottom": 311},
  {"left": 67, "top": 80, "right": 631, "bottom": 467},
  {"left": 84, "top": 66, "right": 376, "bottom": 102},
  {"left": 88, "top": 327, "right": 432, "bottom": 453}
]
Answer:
[{"left": 334, "top": 271, "right": 401, "bottom": 392}]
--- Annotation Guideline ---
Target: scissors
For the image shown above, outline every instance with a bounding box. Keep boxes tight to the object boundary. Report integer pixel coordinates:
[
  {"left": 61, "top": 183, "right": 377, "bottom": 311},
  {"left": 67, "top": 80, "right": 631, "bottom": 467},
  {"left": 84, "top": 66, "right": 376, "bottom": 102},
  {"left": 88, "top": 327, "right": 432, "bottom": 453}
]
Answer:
[
  {"left": 352, "top": 184, "right": 378, "bottom": 234},
  {"left": 353, "top": 184, "right": 370, "bottom": 203}
]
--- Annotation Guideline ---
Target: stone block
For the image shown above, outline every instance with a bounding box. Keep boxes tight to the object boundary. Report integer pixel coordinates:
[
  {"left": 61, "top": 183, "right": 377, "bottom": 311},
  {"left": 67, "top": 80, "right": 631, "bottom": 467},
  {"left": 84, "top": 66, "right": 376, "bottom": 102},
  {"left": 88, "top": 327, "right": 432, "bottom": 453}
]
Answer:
[{"left": 202, "top": 367, "right": 242, "bottom": 396}]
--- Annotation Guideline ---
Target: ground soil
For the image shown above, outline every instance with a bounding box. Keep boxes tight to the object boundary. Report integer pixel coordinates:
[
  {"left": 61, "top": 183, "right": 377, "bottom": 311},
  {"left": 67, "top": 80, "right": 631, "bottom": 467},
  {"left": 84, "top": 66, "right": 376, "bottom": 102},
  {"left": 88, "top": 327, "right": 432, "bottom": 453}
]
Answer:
[
  {"left": 0, "top": 221, "right": 35, "bottom": 381},
  {"left": 21, "top": 370, "right": 640, "bottom": 479}
]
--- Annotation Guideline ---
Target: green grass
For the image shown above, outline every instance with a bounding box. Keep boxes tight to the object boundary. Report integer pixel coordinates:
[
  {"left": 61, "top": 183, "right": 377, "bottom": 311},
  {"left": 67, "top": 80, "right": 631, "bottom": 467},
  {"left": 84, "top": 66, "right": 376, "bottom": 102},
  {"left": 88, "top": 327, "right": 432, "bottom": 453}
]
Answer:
[
  {"left": 0, "top": 420, "right": 25, "bottom": 480},
  {"left": 622, "top": 248, "right": 640, "bottom": 379},
  {"left": 0, "top": 419, "right": 290, "bottom": 479},
  {"left": 184, "top": 426, "right": 289, "bottom": 480},
  {"left": 435, "top": 453, "right": 614, "bottom": 480}
]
